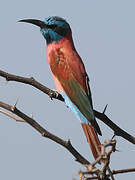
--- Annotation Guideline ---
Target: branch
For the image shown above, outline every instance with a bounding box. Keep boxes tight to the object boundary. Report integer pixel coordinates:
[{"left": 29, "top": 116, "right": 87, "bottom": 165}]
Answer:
[
  {"left": 94, "top": 110, "right": 135, "bottom": 144},
  {"left": 112, "top": 168, "right": 135, "bottom": 175},
  {"left": 0, "top": 100, "right": 89, "bottom": 165},
  {"left": 80, "top": 139, "right": 135, "bottom": 180},
  {"left": 81, "top": 140, "right": 116, "bottom": 180},
  {"left": 0, "top": 108, "right": 25, "bottom": 122},
  {"left": 1, "top": 100, "right": 119, "bottom": 180},
  {"left": 0, "top": 69, "right": 135, "bottom": 145},
  {"left": 86, "top": 168, "right": 135, "bottom": 180},
  {"left": 0, "top": 70, "right": 64, "bottom": 101}
]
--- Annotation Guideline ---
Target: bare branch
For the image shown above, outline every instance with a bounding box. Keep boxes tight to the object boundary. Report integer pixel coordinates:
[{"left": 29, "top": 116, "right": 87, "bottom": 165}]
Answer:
[
  {"left": 0, "top": 109, "right": 25, "bottom": 122},
  {"left": 0, "top": 70, "right": 64, "bottom": 101},
  {"left": 0, "top": 69, "right": 134, "bottom": 145},
  {"left": 112, "top": 168, "right": 135, "bottom": 175},
  {"left": 0, "top": 69, "right": 134, "bottom": 179},
  {"left": 0, "top": 100, "right": 90, "bottom": 165},
  {"left": 82, "top": 140, "right": 116, "bottom": 180},
  {"left": 80, "top": 139, "right": 135, "bottom": 180},
  {"left": 107, "top": 167, "right": 115, "bottom": 180},
  {"left": 94, "top": 110, "right": 135, "bottom": 144},
  {"left": 86, "top": 168, "right": 135, "bottom": 180}
]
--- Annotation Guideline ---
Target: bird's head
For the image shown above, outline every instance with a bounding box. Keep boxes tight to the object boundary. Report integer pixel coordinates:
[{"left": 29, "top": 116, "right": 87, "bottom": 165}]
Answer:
[{"left": 19, "top": 16, "right": 71, "bottom": 44}]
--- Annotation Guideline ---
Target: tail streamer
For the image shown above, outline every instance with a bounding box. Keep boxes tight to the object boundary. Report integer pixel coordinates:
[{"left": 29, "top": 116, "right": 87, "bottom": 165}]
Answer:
[{"left": 81, "top": 123, "right": 101, "bottom": 160}]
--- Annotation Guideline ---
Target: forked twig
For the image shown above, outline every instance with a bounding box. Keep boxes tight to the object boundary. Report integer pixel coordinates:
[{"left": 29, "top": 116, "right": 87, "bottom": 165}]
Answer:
[{"left": 79, "top": 140, "right": 116, "bottom": 179}]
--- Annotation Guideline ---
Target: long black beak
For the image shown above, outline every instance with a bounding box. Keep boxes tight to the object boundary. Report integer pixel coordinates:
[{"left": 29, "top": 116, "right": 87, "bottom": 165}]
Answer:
[{"left": 18, "top": 19, "right": 45, "bottom": 28}]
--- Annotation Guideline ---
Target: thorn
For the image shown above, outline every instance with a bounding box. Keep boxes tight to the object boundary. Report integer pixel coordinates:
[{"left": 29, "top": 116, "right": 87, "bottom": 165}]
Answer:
[
  {"left": 66, "top": 139, "right": 71, "bottom": 146},
  {"left": 42, "top": 132, "right": 46, "bottom": 137},
  {"left": 30, "top": 112, "right": 34, "bottom": 119},
  {"left": 11, "top": 97, "right": 19, "bottom": 111},
  {"left": 48, "top": 91, "right": 53, "bottom": 100},
  {"left": 111, "top": 134, "right": 116, "bottom": 140},
  {"left": 29, "top": 75, "right": 33, "bottom": 78},
  {"left": 103, "top": 104, "right": 108, "bottom": 114},
  {"left": 29, "top": 75, "right": 35, "bottom": 81},
  {"left": 30, "top": 77, "right": 35, "bottom": 81}
]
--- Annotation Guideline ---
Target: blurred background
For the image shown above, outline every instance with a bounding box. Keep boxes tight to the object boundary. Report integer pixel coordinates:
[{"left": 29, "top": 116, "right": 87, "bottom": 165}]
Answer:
[{"left": 0, "top": 0, "right": 135, "bottom": 179}]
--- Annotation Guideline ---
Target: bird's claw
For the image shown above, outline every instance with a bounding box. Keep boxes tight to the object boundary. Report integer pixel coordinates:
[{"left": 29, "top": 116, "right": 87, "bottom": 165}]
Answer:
[{"left": 49, "top": 90, "right": 59, "bottom": 100}]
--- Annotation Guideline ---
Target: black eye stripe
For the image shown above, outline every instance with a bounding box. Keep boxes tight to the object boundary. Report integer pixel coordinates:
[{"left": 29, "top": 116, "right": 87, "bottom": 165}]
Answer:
[
  {"left": 46, "top": 24, "right": 57, "bottom": 29},
  {"left": 46, "top": 24, "right": 67, "bottom": 37}
]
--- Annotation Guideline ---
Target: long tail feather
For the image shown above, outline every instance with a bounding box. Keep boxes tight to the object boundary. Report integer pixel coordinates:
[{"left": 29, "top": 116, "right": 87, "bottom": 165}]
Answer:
[{"left": 81, "top": 123, "right": 101, "bottom": 160}]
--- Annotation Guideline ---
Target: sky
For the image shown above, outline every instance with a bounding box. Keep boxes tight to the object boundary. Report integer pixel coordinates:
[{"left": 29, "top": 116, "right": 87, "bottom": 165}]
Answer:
[{"left": 0, "top": 0, "right": 135, "bottom": 180}]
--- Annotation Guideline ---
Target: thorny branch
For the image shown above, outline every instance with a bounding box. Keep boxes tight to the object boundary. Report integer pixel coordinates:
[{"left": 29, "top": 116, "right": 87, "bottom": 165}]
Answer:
[
  {"left": 0, "top": 108, "right": 25, "bottom": 122},
  {"left": 79, "top": 139, "right": 116, "bottom": 180},
  {"left": 0, "top": 101, "right": 89, "bottom": 165},
  {"left": 0, "top": 69, "right": 135, "bottom": 179},
  {"left": 1, "top": 101, "right": 135, "bottom": 180},
  {"left": 0, "top": 69, "right": 135, "bottom": 144},
  {"left": 79, "top": 139, "right": 135, "bottom": 180},
  {"left": 86, "top": 168, "right": 135, "bottom": 180}
]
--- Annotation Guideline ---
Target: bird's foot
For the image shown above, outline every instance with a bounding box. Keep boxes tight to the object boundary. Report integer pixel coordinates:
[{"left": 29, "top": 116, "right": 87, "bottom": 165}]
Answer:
[{"left": 48, "top": 90, "right": 59, "bottom": 100}]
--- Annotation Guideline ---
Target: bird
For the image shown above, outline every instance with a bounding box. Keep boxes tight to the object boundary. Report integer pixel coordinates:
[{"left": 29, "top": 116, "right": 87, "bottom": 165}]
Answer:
[{"left": 19, "top": 16, "right": 102, "bottom": 160}]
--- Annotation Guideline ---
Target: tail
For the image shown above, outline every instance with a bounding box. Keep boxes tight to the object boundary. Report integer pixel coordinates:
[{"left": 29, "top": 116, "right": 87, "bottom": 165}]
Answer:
[{"left": 81, "top": 123, "right": 101, "bottom": 160}]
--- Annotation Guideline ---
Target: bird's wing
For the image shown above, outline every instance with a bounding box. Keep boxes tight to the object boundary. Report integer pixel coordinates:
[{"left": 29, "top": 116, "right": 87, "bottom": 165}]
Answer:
[
  {"left": 85, "top": 73, "right": 93, "bottom": 108},
  {"left": 49, "top": 48, "right": 95, "bottom": 123}
]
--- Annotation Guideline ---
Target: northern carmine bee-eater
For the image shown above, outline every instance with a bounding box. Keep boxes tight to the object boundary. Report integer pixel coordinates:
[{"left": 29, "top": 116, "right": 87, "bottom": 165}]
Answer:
[{"left": 19, "top": 16, "right": 102, "bottom": 159}]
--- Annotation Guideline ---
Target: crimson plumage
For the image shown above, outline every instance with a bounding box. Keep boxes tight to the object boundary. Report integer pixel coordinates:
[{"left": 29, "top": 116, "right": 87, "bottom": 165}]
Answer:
[{"left": 19, "top": 16, "right": 102, "bottom": 159}]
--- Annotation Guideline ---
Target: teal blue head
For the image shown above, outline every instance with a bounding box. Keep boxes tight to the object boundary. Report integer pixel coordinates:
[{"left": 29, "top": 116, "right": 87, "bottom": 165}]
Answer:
[{"left": 19, "top": 16, "right": 71, "bottom": 44}]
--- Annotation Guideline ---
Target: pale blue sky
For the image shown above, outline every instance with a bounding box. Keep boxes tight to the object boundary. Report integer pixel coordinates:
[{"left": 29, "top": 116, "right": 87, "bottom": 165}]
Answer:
[{"left": 0, "top": 0, "right": 135, "bottom": 180}]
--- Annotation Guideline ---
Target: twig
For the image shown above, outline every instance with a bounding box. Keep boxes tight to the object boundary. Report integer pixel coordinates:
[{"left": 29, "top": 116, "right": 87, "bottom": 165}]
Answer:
[
  {"left": 0, "top": 70, "right": 135, "bottom": 179},
  {"left": 0, "top": 70, "right": 64, "bottom": 102},
  {"left": 94, "top": 110, "right": 135, "bottom": 145},
  {"left": 103, "top": 104, "right": 108, "bottom": 114},
  {"left": 107, "top": 167, "right": 115, "bottom": 180},
  {"left": 0, "top": 69, "right": 135, "bottom": 145},
  {"left": 80, "top": 140, "right": 116, "bottom": 180},
  {"left": 0, "top": 109, "right": 25, "bottom": 122},
  {"left": 112, "top": 168, "right": 135, "bottom": 175},
  {"left": 0, "top": 100, "right": 90, "bottom": 165},
  {"left": 86, "top": 168, "right": 135, "bottom": 180}
]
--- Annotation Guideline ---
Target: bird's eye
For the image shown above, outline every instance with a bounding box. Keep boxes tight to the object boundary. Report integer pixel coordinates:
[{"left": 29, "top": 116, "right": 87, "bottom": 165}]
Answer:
[{"left": 46, "top": 24, "right": 66, "bottom": 36}]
